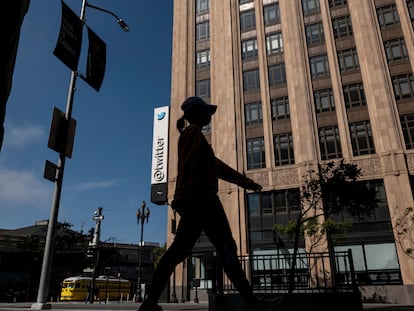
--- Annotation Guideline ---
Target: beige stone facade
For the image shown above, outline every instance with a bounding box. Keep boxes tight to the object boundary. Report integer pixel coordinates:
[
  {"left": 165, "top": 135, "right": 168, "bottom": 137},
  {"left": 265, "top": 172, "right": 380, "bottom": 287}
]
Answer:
[{"left": 167, "top": 0, "right": 414, "bottom": 299}]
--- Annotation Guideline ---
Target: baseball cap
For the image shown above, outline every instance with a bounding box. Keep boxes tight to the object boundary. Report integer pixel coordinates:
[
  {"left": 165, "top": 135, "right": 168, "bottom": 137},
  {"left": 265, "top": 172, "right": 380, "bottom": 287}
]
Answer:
[{"left": 181, "top": 96, "right": 217, "bottom": 115}]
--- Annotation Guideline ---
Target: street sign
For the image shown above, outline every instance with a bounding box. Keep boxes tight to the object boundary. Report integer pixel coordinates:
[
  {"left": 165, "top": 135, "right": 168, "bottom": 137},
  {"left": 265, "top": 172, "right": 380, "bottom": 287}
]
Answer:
[
  {"left": 48, "top": 107, "right": 76, "bottom": 158},
  {"left": 44, "top": 160, "right": 58, "bottom": 182}
]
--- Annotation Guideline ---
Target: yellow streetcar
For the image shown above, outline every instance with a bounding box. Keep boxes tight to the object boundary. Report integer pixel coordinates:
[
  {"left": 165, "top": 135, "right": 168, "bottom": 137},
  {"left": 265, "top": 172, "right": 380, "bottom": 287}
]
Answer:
[{"left": 60, "top": 275, "right": 131, "bottom": 301}]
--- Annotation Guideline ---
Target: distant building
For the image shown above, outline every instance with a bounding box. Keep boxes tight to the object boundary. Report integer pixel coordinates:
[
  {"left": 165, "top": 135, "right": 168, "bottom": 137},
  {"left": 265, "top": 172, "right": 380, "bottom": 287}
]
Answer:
[
  {"left": 166, "top": 0, "right": 414, "bottom": 303},
  {"left": 0, "top": 221, "right": 159, "bottom": 302}
]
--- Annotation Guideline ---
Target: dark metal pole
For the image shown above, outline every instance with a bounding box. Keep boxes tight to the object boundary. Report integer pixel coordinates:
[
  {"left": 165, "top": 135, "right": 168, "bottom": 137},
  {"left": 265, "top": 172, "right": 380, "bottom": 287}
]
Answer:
[
  {"left": 89, "top": 207, "right": 103, "bottom": 304},
  {"left": 31, "top": 2, "right": 87, "bottom": 309},
  {"left": 136, "top": 201, "right": 149, "bottom": 302}
]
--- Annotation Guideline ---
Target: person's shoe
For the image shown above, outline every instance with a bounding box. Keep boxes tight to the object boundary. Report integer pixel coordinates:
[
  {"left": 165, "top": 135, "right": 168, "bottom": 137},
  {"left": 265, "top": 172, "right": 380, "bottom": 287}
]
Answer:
[
  {"left": 138, "top": 301, "right": 163, "bottom": 311},
  {"left": 252, "top": 296, "right": 285, "bottom": 311}
]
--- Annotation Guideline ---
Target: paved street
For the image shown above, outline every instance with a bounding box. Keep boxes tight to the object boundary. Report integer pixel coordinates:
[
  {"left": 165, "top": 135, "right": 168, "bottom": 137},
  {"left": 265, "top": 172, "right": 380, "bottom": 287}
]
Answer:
[{"left": 0, "top": 302, "right": 413, "bottom": 311}]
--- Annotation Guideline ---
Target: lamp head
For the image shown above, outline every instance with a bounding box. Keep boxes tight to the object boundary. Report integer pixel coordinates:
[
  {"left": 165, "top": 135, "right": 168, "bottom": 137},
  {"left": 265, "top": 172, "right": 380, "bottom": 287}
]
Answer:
[{"left": 117, "top": 19, "right": 129, "bottom": 32}]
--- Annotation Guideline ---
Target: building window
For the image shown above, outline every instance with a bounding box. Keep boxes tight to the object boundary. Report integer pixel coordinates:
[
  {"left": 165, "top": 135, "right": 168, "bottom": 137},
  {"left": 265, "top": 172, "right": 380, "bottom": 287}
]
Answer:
[
  {"left": 196, "top": 0, "right": 209, "bottom": 15},
  {"left": 384, "top": 38, "right": 409, "bottom": 62},
  {"left": 240, "top": 0, "right": 253, "bottom": 3},
  {"left": 243, "top": 69, "right": 261, "bottom": 91},
  {"left": 245, "top": 102, "right": 263, "bottom": 125},
  {"left": 400, "top": 113, "right": 414, "bottom": 149},
  {"left": 408, "top": 0, "right": 414, "bottom": 20},
  {"left": 314, "top": 88, "right": 335, "bottom": 113},
  {"left": 242, "top": 38, "right": 258, "bottom": 60},
  {"left": 392, "top": 73, "right": 414, "bottom": 100},
  {"left": 196, "top": 79, "right": 211, "bottom": 99},
  {"left": 309, "top": 54, "right": 330, "bottom": 78},
  {"left": 306, "top": 22, "right": 325, "bottom": 46},
  {"left": 332, "top": 16, "right": 353, "bottom": 38},
  {"left": 247, "top": 137, "right": 266, "bottom": 170},
  {"left": 328, "top": 0, "right": 347, "bottom": 8},
  {"left": 196, "top": 22, "right": 210, "bottom": 41},
  {"left": 240, "top": 9, "right": 256, "bottom": 32},
  {"left": 319, "top": 125, "right": 343, "bottom": 160},
  {"left": 266, "top": 32, "right": 284, "bottom": 55},
  {"left": 302, "top": 0, "right": 320, "bottom": 15},
  {"left": 274, "top": 133, "right": 295, "bottom": 166},
  {"left": 268, "top": 63, "right": 287, "bottom": 87},
  {"left": 349, "top": 121, "right": 376, "bottom": 156},
  {"left": 248, "top": 189, "right": 301, "bottom": 242},
  {"left": 196, "top": 49, "right": 210, "bottom": 69},
  {"left": 377, "top": 5, "right": 400, "bottom": 28},
  {"left": 338, "top": 48, "right": 360, "bottom": 72},
  {"left": 263, "top": 3, "right": 281, "bottom": 26},
  {"left": 271, "top": 96, "right": 290, "bottom": 120},
  {"left": 343, "top": 83, "right": 366, "bottom": 108}
]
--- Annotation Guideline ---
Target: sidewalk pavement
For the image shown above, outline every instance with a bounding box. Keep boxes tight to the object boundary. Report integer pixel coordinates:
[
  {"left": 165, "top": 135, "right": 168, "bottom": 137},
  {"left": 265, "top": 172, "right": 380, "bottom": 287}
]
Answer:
[{"left": 0, "top": 302, "right": 413, "bottom": 311}]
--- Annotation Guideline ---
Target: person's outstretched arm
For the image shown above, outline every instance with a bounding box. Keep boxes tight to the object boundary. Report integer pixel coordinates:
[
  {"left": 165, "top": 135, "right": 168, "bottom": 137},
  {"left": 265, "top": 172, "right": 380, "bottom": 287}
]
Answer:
[{"left": 215, "top": 158, "right": 262, "bottom": 191}]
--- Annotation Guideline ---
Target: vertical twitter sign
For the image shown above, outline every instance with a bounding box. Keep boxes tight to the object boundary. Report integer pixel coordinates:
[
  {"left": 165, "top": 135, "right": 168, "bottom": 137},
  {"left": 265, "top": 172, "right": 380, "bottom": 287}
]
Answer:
[{"left": 151, "top": 106, "right": 169, "bottom": 205}]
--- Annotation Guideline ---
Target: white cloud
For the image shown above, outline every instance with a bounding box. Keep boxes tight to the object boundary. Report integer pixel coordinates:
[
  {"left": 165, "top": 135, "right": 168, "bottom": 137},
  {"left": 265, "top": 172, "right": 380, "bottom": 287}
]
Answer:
[
  {"left": 0, "top": 166, "right": 50, "bottom": 209},
  {"left": 4, "top": 124, "right": 45, "bottom": 149},
  {"left": 71, "top": 179, "right": 120, "bottom": 191}
]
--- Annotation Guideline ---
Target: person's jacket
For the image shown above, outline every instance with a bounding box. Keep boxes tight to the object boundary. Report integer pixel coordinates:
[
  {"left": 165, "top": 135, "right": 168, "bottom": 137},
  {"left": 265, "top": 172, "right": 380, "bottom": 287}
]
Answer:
[{"left": 174, "top": 124, "right": 255, "bottom": 202}]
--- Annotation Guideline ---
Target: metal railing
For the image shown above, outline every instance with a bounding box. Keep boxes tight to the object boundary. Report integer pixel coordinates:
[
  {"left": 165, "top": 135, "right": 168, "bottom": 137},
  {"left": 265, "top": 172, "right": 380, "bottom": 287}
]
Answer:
[{"left": 212, "top": 250, "right": 358, "bottom": 295}]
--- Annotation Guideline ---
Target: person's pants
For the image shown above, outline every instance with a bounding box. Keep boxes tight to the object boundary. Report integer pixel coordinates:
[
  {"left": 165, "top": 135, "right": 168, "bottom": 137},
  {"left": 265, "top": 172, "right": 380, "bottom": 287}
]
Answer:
[{"left": 145, "top": 196, "right": 256, "bottom": 307}]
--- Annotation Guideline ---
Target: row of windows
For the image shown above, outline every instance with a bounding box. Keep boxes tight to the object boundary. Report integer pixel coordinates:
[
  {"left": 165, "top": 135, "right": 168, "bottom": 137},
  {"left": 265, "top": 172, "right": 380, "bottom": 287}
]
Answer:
[
  {"left": 240, "top": 37, "right": 409, "bottom": 93},
  {"left": 197, "top": 1, "right": 407, "bottom": 42},
  {"left": 244, "top": 82, "right": 364, "bottom": 126},
  {"left": 247, "top": 179, "right": 390, "bottom": 244},
  {"left": 245, "top": 119, "right": 376, "bottom": 169}
]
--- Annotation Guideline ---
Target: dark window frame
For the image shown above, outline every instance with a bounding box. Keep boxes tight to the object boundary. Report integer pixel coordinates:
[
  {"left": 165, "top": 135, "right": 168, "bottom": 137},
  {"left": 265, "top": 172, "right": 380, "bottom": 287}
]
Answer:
[
  {"left": 384, "top": 38, "right": 409, "bottom": 62},
  {"left": 247, "top": 137, "right": 266, "bottom": 170},
  {"left": 196, "top": 21, "right": 210, "bottom": 41},
  {"left": 243, "top": 69, "right": 261, "bottom": 91},
  {"left": 314, "top": 88, "right": 335, "bottom": 113},
  {"left": 268, "top": 63, "right": 287, "bottom": 87},
  {"left": 263, "top": 3, "right": 281, "bottom": 26},
  {"left": 319, "top": 125, "right": 343, "bottom": 160},
  {"left": 306, "top": 22, "right": 325, "bottom": 46},
  {"left": 400, "top": 113, "right": 414, "bottom": 149},
  {"left": 310, "top": 54, "right": 330, "bottom": 78},
  {"left": 274, "top": 132, "right": 295, "bottom": 166},
  {"left": 242, "top": 38, "right": 259, "bottom": 60},
  {"left": 245, "top": 101, "right": 263, "bottom": 126},
  {"left": 266, "top": 32, "right": 284, "bottom": 55},
  {"left": 349, "top": 121, "right": 376, "bottom": 156},
  {"left": 332, "top": 15, "right": 353, "bottom": 38},
  {"left": 338, "top": 48, "right": 360, "bottom": 72},
  {"left": 240, "top": 9, "right": 256, "bottom": 32},
  {"left": 343, "top": 82, "right": 366, "bottom": 108},
  {"left": 377, "top": 5, "right": 400, "bottom": 28},
  {"left": 302, "top": 0, "right": 321, "bottom": 15},
  {"left": 271, "top": 96, "right": 290, "bottom": 120},
  {"left": 392, "top": 74, "right": 414, "bottom": 100}
]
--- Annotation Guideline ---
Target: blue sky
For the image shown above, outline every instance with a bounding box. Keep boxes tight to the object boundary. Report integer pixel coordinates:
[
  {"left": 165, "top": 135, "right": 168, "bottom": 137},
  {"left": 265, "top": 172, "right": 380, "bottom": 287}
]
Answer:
[{"left": 0, "top": 1, "right": 173, "bottom": 245}]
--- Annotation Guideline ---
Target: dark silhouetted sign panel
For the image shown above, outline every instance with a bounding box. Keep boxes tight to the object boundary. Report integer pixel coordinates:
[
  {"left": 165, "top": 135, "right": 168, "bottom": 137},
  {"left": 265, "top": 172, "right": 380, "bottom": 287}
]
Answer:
[{"left": 53, "top": 1, "right": 83, "bottom": 71}]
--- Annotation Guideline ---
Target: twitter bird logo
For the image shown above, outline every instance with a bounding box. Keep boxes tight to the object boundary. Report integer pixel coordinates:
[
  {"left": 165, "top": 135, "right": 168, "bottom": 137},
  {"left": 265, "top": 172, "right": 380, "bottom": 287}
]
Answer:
[{"left": 157, "top": 112, "right": 166, "bottom": 120}]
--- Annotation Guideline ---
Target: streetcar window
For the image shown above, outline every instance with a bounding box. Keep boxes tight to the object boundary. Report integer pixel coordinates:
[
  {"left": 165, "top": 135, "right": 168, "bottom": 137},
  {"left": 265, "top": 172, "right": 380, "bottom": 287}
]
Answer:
[
  {"left": 67, "top": 283, "right": 75, "bottom": 289},
  {"left": 75, "top": 283, "right": 80, "bottom": 288}
]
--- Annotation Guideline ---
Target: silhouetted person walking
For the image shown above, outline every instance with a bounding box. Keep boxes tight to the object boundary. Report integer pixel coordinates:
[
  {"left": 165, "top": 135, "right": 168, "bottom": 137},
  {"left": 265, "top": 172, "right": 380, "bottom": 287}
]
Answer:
[{"left": 139, "top": 97, "right": 283, "bottom": 311}]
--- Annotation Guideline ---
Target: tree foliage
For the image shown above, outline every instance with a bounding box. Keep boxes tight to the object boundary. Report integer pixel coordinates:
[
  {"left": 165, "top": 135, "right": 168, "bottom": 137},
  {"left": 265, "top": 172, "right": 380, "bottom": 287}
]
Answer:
[
  {"left": 393, "top": 206, "right": 414, "bottom": 258},
  {"left": 274, "top": 160, "right": 378, "bottom": 292}
]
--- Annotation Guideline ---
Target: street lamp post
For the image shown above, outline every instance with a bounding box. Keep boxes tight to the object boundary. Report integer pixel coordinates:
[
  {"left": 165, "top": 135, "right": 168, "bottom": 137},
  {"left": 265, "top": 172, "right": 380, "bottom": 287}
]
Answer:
[
  {"left": 31, "top": 2, "right": 128, "bottom": 310},
  {"left": 89, "top": 207, "right": 104, "bottom": 304},
  {"left": 136, "top": 201, "right": 150, "bottom": 302}
]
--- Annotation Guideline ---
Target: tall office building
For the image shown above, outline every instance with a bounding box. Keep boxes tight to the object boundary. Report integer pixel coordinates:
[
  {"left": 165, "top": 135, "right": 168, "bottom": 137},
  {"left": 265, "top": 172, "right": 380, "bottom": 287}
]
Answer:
[{"left": 166, "top": 0, "right": 414, "bottom": 301}]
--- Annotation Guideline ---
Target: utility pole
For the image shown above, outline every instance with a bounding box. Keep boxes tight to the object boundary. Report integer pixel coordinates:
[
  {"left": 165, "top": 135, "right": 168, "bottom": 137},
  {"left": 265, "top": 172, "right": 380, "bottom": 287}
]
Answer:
[
  {"left": 136, "top": 201, "right": 150, "bottom": 302},
  {"left": 89, "top": 207, "right": 104, "bottom": 304}
]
